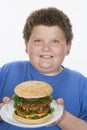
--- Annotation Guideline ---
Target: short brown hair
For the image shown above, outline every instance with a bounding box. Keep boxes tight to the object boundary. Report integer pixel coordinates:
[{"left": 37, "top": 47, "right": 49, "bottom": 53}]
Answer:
[{"left": 23, "top": 7, "right": 73, "bottom": 43}]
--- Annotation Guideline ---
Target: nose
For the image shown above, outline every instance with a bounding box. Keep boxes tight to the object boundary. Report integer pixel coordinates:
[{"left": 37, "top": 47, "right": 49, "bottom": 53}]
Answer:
[{"left": 42, "top": 42, "right": 51, "bottom": 51}]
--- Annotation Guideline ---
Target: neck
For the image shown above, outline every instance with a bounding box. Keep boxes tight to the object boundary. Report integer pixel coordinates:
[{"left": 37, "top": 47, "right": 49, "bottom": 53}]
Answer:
[{"left": 41, "top": 66, "right": 63, "bottom": 76}]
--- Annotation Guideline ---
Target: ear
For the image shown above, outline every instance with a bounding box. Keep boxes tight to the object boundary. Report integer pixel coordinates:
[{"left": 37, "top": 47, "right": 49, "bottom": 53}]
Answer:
[
  {"left": 24, "top": 40, "right": 28, "bottom": 53},
  {"left": 66, "top": 42, "right": 72, "bottom": 55}
]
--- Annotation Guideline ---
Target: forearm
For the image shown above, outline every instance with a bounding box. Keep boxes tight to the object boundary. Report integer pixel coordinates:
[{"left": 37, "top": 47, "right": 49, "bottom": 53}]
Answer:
[{"left": 57, "top": 111, "right": 87, "bottom": 130}]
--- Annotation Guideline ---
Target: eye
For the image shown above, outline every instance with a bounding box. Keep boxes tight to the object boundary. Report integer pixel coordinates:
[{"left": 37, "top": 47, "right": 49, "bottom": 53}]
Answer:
[
  {"left": 51, "top": 40, "right": 60, "bottom": 44},
  {"left": 34, "top": 39, "right": 43, "bottom": 44}
]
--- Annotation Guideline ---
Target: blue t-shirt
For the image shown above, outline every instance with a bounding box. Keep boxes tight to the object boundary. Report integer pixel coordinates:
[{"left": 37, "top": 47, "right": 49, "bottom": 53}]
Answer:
[{"left": 0, "top": 61, "right": 87, "bottom": 130}]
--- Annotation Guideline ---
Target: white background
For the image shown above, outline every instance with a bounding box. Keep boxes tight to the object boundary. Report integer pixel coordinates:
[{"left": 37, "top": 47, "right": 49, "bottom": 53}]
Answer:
[{"left": 0, "top": 0, "right": 87, "bottom": 76}]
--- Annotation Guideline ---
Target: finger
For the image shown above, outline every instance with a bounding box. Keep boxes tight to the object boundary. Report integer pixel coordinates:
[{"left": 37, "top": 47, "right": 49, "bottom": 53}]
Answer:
[
  {"left": 56, "top": 98, "right": 64, "bottom": 108},
  {"left": 2, "top": 97, "right": 10, "bottom": 103}
]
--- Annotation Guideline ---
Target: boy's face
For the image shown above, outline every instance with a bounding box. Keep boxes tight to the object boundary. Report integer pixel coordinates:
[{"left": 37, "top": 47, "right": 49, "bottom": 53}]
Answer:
[{"left": 25, "top": 25, "right": 71, "bottom": 75}]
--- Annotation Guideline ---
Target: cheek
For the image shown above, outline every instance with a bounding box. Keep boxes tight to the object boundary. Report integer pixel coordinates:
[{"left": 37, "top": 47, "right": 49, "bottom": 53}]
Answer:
[
  {"left": 25, "top": 43, "right": 39, "bottom": 58},
  {"left": 28, "top": 46, "right": 38, "bottom": 56},
  {"left": 60, "top": 45, "right": 69, "bottom": 56},
  {"left": 55, "top": 47, "right": 65, "bottom": 56}
]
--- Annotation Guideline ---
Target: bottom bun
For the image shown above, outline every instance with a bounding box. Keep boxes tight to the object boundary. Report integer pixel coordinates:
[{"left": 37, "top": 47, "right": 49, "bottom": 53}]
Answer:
[{"left": 13, "top": 112, "right": 52, "bottom": 124}]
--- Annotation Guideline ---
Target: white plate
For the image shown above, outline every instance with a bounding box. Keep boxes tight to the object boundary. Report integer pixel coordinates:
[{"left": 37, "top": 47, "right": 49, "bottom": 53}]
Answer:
[{"left": 0, "top": 100, "right": 63, "bottom": 128}]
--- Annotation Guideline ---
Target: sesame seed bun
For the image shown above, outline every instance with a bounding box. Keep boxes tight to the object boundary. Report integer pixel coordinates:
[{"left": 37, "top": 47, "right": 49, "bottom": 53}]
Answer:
[{"left": 14, "top": 80, "right": 53, "bottom": 98}]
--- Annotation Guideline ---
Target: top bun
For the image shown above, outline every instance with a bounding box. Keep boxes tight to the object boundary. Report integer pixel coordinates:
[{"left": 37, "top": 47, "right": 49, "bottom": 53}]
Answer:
[{"left": 14, "top": 81, "right": 53, "bottom": 98}]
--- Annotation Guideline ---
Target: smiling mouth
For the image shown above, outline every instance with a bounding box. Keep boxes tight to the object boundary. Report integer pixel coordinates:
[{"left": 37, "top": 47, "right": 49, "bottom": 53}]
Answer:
[{"left": 40, "top": 55, "right": 53, "bottom": 58}]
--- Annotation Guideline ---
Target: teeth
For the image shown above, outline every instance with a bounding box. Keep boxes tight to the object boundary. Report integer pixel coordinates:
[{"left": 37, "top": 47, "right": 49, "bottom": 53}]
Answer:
[
  {"left": 41, "top": 55, "right": 52, "bottom": 58},
  {"left": 43, "top": 56, "right": 51, "bottom": 58}
]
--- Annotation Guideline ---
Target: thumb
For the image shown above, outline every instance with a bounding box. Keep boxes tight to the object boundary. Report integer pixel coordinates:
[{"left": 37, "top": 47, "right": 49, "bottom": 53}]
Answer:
[
  {"left": 3, "top": 96, "right": 11, "bottom": 104},
  {"left": 56, "top": 98, "right": 64, "bottom": 109}
]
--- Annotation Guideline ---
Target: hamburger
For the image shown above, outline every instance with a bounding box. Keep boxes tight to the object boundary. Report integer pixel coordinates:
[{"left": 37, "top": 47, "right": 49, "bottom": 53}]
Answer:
[{"left": 12, "top": 80, "right": 54, "bottom": 124}]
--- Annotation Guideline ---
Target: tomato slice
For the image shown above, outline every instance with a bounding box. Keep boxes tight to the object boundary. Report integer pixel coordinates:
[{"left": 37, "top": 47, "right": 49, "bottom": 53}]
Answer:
[
  {"left": 18, "top": 99, "right": 50, "bottom": 110},
  {"left": 23, "top": 98, "right": 39, "bottom": 102}
]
